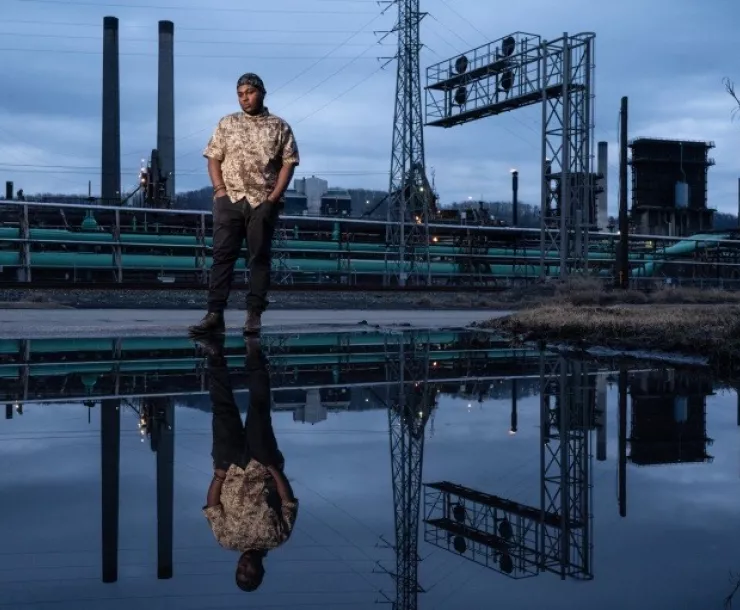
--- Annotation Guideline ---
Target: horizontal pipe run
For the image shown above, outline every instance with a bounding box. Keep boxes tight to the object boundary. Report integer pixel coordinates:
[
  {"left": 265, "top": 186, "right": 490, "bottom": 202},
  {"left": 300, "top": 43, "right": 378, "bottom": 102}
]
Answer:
[
  {"left": 2, "top": 199, "right": 737, "bottom": 246},
  {"left": 0, "top": 251, "right": 546, "bottom": 277}
]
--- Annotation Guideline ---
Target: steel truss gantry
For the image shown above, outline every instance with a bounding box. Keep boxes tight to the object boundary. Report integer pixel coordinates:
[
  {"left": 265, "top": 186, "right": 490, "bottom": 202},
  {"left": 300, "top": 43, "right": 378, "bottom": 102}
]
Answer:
[
  {"left": 425, "top": 31, "right": 595, "bottom": 279},
  {"left": 385, "top": 0, "right": 432, "bottom": 287},
  {"left": 375, "top": 334, "right": 436, "bottom": 609},
  {"left": 423, "top": 355, "right": 594, "bottom": 581}
]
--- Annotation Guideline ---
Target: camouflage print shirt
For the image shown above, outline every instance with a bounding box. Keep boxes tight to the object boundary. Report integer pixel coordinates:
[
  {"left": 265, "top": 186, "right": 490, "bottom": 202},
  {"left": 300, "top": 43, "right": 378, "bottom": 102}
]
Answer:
[
  {"left": 203, "top": 108, "right": 300, "bottom": 207},
  {"left": 203, "top": 461, "right": 298, "bottom": 553}
]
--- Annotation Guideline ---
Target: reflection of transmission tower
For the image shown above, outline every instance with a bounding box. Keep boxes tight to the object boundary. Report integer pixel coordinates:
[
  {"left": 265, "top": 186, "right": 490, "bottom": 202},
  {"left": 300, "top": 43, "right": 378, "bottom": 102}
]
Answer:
[
  {"left": 423, "top": 355, "right": 593, "bottom": 581},
  {"left": 384, "top": 0, "right": 431, "bottom": 287},
  {"left": 377, "top": 335, "right": 435, "bottom": 609}
]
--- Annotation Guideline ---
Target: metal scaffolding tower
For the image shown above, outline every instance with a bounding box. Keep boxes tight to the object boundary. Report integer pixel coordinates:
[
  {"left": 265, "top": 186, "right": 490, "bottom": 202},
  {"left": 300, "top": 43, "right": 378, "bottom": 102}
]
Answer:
[
  {"left": 385, "top": 0, "right": 431, "bottom": 287},
  {"left": 376, "top": 335, "right": 435, "bottom": 609},
  {"left": 425, "top": 32, "right": 595, "bottom": 279}
]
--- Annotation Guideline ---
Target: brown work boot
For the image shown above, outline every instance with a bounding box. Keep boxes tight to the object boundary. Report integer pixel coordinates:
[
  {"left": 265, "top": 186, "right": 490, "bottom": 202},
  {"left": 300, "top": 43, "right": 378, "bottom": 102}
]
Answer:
[
  {"left": 188, "top": 312, "right": 225, "bottom": 335},
  {"left": 243, "top": 310, "right": 261, "bottom": 335}
]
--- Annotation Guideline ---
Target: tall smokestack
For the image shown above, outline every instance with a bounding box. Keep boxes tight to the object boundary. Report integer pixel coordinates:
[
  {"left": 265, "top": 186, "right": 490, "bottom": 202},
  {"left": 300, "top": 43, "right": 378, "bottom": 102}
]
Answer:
[
  {"left": 596, "top": 141, "right": 608, "bottom": 230},
  {"left": 158, "top": 20, "right": 175, "bottom": 204},
  {"left": 101, "top": 16, "right": 121, "bottom": 206}
]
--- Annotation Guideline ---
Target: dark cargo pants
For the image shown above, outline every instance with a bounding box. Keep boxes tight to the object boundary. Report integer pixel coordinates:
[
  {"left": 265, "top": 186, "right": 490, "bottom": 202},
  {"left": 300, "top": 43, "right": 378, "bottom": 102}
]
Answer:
[
  {"left": 207, "top": 196, "right": 279, "bottom": 315},
  {"left": 208, "top": 343, "right": 282, "bottom": 472}
]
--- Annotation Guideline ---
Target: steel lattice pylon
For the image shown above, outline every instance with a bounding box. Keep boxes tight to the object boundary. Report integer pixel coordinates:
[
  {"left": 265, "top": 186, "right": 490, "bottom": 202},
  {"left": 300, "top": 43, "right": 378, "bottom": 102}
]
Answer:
[
  {"left": 377, "top": 335, "right": 435, "bottom": 609},
  {"left": 385, "top": 0, "right": 431, "bottom": 287}
]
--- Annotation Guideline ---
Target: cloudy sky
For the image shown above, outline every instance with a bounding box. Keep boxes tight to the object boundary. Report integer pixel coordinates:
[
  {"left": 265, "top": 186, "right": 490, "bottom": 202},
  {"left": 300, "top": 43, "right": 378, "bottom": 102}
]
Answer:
[{"left": 1, "top": 0, "right": 739, "bottom": 215}]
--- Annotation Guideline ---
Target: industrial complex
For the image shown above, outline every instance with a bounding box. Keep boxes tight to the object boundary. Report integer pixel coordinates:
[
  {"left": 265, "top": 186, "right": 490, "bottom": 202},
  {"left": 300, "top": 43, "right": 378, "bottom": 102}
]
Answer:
[{"left": 0, "top": 10, "right": 738, "bottom": 289}]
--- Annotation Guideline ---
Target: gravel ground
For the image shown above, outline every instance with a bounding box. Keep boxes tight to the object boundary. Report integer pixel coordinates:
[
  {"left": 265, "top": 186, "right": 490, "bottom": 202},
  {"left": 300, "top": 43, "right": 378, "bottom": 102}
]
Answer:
[{"left": 0, "top": 288, "right": 499, "bottom": 310}]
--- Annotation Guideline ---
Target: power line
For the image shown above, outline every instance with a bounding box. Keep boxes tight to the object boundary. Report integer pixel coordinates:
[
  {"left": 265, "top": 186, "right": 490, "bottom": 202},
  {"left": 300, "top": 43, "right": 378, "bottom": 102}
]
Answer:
[
  {"left": 293, "top": 63, "right": 387, "bottom": 124},
  {"left": 0, "top": 47, "right": 380, "bottom": 59},
  {"left": 166, "top": 10, "right": 388, "bottom": 159},
  {"left": 174, "top": 44, "right": 388, "bottom": 162},
  {"left": 0, "top": 32, "right": 394, "bottom": 46},
  {"left": 277, "top": 44, "right": 381, "bottom": 112},
  {"left": 434, "top": 0, "right": 489, "bottom": 43},
  {"left": 3, "top": 19, "right": 379, "bottom": 33},
  {"left": 0, "top": 163, "right": 387, "bottom": 176},
  {"left": 13, "top": 0, "right": 379, "bottom": 12}
]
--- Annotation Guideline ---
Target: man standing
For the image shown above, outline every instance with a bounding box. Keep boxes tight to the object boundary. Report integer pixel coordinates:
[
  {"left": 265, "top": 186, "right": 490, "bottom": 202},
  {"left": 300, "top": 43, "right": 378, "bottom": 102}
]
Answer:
[{"left": 189, "top": 73, "right": 300, "bottom": 336}]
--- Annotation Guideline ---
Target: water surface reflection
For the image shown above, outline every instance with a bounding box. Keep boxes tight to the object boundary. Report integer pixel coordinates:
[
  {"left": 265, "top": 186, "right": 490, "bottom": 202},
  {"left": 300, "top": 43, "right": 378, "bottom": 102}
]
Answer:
[{"left": 0, "top": 330, "right": 736, "bottom": 609}]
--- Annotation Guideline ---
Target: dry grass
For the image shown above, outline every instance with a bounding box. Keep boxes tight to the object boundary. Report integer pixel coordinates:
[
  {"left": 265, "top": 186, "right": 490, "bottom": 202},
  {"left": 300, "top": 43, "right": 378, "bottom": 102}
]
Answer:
[
  {"left": 474, "top": 277, "right": 740, "bottom": 310},
  {"left": 482, "top": 302, "right": 740, "bottom": 372}
]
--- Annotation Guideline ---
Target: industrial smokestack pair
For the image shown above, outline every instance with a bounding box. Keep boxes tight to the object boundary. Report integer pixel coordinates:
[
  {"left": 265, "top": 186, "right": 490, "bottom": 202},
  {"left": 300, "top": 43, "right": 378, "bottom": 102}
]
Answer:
[
  {"left": 101, "top": 17, "right": 175, "bottom": 207},
  {"left": 99, "top": 17, "right": 175, "bottom": 585}
]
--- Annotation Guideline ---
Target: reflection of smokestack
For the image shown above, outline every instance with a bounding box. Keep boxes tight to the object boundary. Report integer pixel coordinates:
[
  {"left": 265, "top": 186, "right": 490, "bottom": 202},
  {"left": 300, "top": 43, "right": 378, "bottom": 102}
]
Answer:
[
  {"left": 157, "top": 401, "right": 174, "bottom": 579},
  {"left": 101, "top": 16, "right": 121, "bottom": 206},
  {"left": 101, "top": 399, "right": 121, "bottom": 583},
  {"left": 157, "top": 20, "right": 175, "bottom": 203},
  {"left": 617, "top": 368, "right": 627, "bottom": 518}
]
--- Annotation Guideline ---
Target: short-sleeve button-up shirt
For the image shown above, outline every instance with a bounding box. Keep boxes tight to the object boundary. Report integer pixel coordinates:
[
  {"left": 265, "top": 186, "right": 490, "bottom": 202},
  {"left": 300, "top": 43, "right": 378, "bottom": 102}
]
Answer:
[
  {"left": 202, "top": 462, "right": 298, "bottom": 552},
  {"left": 203, "top": 108, "right": 300, "bottom": 207}
]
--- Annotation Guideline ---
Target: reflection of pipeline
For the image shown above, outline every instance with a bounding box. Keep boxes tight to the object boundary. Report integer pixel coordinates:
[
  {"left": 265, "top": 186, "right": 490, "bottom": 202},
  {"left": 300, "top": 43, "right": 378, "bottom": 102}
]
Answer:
[{"left": 101, "top": 398, "right": 174, "bottom": 583}]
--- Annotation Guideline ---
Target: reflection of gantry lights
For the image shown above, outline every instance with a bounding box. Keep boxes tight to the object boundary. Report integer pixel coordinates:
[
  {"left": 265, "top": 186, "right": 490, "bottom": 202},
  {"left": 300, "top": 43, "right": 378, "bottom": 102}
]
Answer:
[
  {"left": 423, "top": 356, "right": 594, "bottom": 581},
  {"left": 375, "top": 337, "right": 436, "bottom": 609}
]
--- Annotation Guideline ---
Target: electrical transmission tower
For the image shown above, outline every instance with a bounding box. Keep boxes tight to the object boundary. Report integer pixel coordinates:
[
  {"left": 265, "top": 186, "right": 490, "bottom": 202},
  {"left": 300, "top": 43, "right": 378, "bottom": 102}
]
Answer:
[{"left": 385, "top": 0, "right": 432, "bottom": 287}]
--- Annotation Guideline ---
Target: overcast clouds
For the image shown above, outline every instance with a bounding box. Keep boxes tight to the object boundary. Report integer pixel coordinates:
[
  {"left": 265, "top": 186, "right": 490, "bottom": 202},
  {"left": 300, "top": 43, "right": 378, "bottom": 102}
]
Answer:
[{"left": 1, "top": 0, "right": 738, "bottom": 214}]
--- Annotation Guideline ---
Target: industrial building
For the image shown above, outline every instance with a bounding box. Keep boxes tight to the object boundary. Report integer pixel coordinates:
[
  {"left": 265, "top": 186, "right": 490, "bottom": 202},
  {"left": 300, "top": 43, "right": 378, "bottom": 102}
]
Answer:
[
  {"left": 629, "top": 138, "right": 715, "bottom": 236},
  {"left": 320, "top": 188, "right": 352, "bottom": 217},
  {"left": 293, "top": 175, "right": 328, "bottom": 215}
]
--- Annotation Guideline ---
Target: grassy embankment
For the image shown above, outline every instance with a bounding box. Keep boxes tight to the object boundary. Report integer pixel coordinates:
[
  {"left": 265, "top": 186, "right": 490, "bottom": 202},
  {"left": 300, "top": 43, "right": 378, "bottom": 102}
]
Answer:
[{"left": 479, "top": 279, "right": 740, "bottom": 373}]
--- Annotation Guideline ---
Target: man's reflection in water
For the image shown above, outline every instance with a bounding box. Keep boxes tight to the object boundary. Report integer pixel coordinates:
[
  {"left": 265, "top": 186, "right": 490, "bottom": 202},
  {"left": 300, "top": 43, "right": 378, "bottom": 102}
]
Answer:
[{"left": 199, "top": 335, "right": 298, "bottom": 592}]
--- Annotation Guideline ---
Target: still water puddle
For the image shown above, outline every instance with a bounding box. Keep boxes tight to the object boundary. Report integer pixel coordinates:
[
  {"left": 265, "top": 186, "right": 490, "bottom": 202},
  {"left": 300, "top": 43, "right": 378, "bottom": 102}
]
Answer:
[{"left": 0, "top": 330, "right": 738, "bottom": 609}]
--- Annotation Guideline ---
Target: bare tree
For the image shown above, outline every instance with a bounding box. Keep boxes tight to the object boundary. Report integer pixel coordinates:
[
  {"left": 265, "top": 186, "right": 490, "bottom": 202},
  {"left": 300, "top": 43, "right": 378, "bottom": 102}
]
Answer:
[
  {"left": 725, "top": 572, "right": 740, "bottom": 609},
  {"left": 725, "top": 77, "right": 740, "bottom": 121}
]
